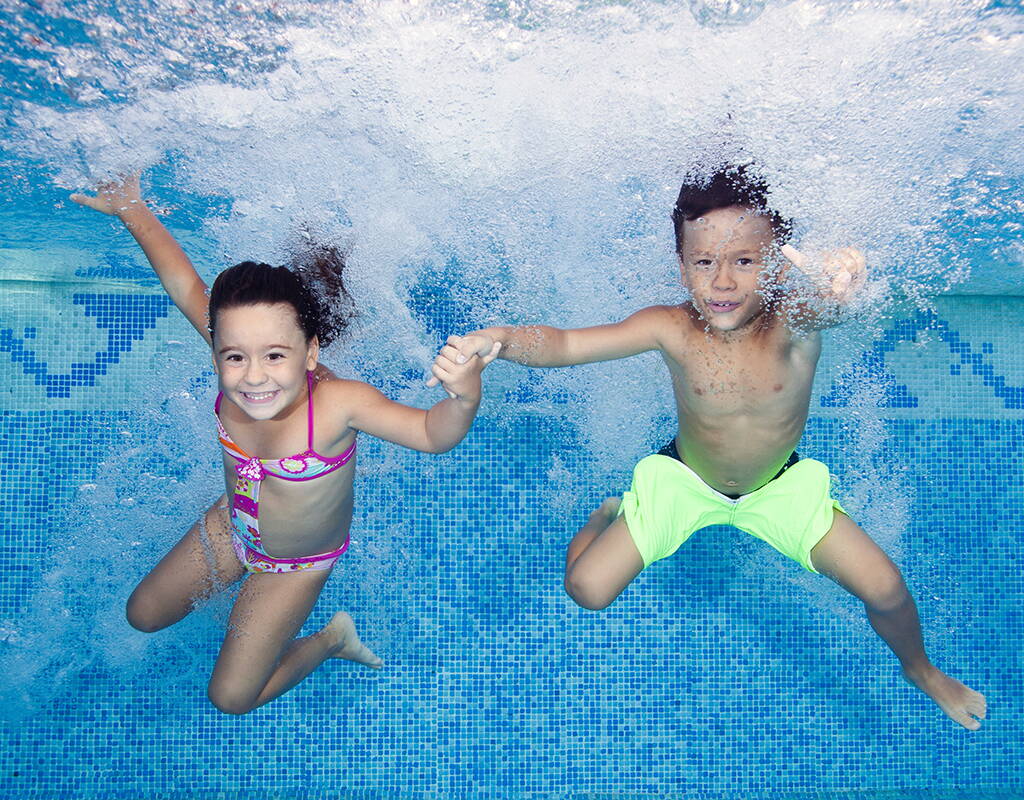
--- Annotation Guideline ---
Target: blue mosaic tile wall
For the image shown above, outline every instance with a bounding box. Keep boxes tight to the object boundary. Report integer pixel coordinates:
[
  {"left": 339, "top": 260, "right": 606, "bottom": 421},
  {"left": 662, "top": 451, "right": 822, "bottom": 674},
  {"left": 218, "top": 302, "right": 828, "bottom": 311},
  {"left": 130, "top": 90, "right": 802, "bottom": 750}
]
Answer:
[{"left": 0, "top": 280, "right": 1022, "bottom": 800}]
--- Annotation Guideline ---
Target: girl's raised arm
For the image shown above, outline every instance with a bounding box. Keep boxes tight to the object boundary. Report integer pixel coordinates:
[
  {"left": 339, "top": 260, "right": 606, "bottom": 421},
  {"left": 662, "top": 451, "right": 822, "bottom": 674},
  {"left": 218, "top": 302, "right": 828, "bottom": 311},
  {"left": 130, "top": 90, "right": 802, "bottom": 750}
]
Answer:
[{"left": 72, "top": 175, "right": 212, "bottom": 344}]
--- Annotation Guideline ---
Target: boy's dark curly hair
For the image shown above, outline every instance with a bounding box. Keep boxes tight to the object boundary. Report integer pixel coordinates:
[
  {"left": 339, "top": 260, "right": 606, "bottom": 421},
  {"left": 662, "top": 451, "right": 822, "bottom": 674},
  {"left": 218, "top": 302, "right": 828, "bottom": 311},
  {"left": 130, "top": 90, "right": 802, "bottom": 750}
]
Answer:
[{"left": 672, "top": 165, "right": 792, "bottom": 253}]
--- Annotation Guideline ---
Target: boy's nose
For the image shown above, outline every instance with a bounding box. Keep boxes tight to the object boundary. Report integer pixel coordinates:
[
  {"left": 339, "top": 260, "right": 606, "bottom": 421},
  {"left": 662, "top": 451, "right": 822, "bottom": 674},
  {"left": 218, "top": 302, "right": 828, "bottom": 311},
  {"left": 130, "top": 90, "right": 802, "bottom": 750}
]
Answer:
[{"left": 712, "top": 266, "right": 736, "bottom": 290}]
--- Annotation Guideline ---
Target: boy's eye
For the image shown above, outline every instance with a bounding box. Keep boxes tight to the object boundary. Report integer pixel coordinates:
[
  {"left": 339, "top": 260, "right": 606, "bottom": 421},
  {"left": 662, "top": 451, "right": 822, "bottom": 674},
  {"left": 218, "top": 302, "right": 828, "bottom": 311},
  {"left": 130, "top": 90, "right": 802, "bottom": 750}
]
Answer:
[{"left": 694, "top": 259, "right": 714, "bottom": 269}]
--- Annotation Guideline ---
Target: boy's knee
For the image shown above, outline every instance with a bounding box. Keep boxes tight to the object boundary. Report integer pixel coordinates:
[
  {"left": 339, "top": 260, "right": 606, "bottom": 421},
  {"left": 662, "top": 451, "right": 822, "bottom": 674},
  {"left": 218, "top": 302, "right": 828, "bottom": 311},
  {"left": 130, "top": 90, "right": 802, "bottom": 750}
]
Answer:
[
  {"left": 564, "top": 568, "right": 615, "bottom": 611},
  {"left": 860, "top": 563, "right": 910, "bottom": 612},
  {"left": 207, "top": 681, "right": 258, "bottom": 716}
]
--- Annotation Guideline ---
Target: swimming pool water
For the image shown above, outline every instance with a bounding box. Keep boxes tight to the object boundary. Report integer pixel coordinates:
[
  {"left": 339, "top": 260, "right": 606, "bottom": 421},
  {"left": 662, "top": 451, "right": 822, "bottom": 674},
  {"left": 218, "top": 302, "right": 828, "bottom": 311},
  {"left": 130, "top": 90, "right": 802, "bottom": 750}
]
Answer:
[
  {"left": 2, "top": 0, "right": 1023, "bottom": 796},
  {"left": 0, "top": 282, "right": 1021, "bottom": 797}
]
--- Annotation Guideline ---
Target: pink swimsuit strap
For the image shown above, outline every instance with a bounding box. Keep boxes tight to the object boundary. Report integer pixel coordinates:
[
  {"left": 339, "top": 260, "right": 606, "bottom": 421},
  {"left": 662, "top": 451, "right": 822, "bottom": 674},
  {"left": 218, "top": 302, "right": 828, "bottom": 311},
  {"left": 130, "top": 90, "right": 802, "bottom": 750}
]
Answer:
[{"left": 215, "top": 371, "right": 356, "bottom": 481}]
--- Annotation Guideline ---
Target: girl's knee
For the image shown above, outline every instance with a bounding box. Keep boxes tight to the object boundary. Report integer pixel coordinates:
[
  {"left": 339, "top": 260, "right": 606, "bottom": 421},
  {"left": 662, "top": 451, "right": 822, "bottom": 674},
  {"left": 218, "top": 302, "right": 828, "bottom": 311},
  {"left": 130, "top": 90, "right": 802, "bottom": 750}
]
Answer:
[
  {"left": 125, "top": 588, "right": 166, "bottom": 633},
  {"left": 207, "top": 680, "right": 258, "bottom": 716}
]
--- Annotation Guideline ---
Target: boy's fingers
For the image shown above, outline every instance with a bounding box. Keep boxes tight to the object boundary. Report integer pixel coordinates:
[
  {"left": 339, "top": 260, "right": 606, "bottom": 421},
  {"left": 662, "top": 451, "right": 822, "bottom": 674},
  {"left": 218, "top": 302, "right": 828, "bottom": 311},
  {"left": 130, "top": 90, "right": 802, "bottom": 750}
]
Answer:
[
  {"left": 780, "top": 244, "right": 806, "bottom": 269},
  {"left": 431, "top": 361, "right": 449, "bottom": 376}
]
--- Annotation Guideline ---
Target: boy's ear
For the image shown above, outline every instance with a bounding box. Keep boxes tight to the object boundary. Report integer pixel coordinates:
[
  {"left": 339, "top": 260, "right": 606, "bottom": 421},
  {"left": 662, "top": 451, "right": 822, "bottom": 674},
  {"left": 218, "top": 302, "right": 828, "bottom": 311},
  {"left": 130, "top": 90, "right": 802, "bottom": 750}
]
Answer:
[{"left": 677, "top": 253, "right": 692, "bottom": 287}]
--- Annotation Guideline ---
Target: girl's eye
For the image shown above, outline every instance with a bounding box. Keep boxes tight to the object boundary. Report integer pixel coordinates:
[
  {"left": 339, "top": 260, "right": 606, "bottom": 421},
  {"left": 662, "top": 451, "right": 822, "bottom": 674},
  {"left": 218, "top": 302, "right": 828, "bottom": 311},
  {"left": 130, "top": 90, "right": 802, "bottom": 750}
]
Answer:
[
  {"left": 267, "top": 353, "right": 285, "bottom": 361},
  {"left": 224, "top": 354, "right": 244, "bottom": 363}
]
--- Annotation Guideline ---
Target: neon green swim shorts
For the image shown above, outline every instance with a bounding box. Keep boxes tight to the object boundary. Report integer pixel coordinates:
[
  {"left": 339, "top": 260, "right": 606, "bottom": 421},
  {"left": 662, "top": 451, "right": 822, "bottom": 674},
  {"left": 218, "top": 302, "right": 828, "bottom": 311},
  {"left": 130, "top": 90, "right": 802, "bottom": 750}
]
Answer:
[{"left": 620, "top": 453, "right": 844, "bottom": 572}]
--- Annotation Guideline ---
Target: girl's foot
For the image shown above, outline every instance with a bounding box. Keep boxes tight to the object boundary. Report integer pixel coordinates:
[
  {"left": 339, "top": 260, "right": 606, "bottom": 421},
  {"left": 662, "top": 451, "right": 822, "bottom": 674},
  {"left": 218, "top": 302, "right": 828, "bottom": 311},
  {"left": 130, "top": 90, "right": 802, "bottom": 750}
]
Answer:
[{"left": 324, "top": 611, "right": 383, "bottom": 670}]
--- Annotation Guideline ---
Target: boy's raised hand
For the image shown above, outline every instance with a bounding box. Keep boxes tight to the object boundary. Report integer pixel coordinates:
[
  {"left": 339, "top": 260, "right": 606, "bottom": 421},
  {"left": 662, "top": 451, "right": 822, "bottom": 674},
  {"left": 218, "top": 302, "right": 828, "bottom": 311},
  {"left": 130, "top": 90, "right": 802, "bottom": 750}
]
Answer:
[
  {"left": 70, "top": 174, "right": 144, "bottom": 218},
  {"left": 781, "top": 244, "right": 867, "bottom": 303},
  {"left": 426, "top": 335, "right": 502, "bottom": 399}
]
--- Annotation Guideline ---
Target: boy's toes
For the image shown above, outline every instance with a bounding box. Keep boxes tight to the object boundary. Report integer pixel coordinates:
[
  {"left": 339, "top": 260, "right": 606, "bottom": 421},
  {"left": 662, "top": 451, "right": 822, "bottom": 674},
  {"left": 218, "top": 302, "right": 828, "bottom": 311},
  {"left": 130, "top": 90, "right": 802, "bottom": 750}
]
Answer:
[{"left": 596, "top": 496, "right": 621, "bottom": 519}]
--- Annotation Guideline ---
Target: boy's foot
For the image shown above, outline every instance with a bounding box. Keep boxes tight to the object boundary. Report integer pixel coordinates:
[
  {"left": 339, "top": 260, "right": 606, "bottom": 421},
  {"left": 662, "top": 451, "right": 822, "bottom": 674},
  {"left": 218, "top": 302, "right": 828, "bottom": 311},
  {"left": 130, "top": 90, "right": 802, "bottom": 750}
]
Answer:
[
  {"left": 903, "top": 665, "right": 986, "bottom": 730},
  {"left": 324, "top": 611, "right": 383, "bottom": 670},
  {"left": 590, "top": 497, "right": 622, "bottom": 526}
]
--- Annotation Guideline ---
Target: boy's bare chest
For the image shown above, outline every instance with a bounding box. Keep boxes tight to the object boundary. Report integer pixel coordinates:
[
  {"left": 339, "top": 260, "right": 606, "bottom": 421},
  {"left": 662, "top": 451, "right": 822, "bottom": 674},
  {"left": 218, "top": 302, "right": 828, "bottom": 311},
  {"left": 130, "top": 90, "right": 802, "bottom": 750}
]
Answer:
[{"left": 663, "top": 331, "right": 819, "bottom": 413}]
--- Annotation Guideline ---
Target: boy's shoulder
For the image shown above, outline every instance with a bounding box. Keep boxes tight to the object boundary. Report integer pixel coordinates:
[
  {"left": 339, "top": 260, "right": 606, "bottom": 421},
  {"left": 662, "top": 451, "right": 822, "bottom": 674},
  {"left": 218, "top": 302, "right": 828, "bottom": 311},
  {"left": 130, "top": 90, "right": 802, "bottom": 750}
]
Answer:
[
  {"left": 630, "top": 301, "right": 701, "bottom": 335},
  {"left": 629, "top": 302, "right": 690, "bottom": 326}
]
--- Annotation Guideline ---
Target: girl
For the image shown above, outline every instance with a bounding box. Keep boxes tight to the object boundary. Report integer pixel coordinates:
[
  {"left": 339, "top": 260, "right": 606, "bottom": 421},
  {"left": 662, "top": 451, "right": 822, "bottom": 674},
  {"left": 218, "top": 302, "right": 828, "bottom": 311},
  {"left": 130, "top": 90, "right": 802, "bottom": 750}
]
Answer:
[{"left": 72, "top": 175, "right": 499, "bottom": 715}]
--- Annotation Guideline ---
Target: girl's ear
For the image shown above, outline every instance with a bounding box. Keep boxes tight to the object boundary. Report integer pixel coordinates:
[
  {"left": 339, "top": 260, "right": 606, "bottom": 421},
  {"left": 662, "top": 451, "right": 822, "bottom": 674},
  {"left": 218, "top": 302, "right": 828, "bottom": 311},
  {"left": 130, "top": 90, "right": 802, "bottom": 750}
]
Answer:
[
  {"left": 306, "top": 336, "right": 320, "bottom": 370},
  {"left": 210, "top": 349, "right": 220, "bottom": 375}
]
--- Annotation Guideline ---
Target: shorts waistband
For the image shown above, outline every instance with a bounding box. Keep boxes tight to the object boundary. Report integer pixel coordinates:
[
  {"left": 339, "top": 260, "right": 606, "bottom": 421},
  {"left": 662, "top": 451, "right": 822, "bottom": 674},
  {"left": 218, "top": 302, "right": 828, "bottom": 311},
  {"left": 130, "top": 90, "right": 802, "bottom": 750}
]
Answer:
[{"left": 655, "top": 437, "right": 799, "bottom": 499}]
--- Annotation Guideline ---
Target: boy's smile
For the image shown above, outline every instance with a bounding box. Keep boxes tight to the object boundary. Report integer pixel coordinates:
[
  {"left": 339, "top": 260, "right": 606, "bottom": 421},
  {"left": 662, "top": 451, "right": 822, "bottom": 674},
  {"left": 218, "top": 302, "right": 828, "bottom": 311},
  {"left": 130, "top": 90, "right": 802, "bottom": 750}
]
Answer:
[{"left": 679, "top": 204, "right": 777, "bottom": 335}]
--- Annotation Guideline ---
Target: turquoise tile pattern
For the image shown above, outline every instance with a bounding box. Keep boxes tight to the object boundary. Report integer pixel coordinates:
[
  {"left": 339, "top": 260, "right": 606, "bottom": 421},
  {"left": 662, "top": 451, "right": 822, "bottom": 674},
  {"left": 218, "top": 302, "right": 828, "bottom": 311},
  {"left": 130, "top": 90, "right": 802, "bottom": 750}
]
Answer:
[{"left": 0, "top": 281, "right": 1021, "bottom": 799}]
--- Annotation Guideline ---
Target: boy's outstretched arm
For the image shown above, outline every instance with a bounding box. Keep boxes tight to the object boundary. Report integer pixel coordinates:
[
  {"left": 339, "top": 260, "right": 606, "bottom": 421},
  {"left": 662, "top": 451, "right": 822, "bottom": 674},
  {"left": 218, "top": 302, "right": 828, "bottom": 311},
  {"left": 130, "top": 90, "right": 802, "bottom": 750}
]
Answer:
[
  {"left": 71, "top": 175, "right": 212, "bottom": 344},
  {"left": 438, "top": 307, "right": 669, "bottom": 371},
  {"left": 780, "top": 245, "right": 867, "bottom": 330}
]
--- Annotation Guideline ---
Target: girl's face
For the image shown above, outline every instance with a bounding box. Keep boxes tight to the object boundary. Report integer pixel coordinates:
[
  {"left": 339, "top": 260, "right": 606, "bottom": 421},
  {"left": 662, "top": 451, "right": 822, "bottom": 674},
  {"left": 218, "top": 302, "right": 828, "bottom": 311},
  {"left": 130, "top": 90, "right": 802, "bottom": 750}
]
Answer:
[{"left": 211, "top": 302, "right": 319, "bottom": 421}]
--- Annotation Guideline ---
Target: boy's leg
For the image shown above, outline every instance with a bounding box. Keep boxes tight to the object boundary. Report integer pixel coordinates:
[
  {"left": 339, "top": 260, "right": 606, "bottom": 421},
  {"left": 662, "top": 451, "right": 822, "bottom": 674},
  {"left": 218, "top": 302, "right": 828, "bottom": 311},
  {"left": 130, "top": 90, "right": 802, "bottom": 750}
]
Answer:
[
  {"left": 207, "top": 568, "right": 382, "bottom": 715},
  {"left": 564, "top": 498, "right": 645, "bottom": 610},
  {"left": 810, "top": 511, "right": 986, "bottom": 730},
  {"left": 126, "top": 495, "right": 244, "bottom": 632}
]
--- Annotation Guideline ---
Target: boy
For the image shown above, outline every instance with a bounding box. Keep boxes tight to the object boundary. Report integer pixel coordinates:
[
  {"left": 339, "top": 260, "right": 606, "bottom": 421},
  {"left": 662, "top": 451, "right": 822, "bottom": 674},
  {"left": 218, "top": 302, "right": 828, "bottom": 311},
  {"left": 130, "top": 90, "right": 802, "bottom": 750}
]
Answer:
[{"left": 436, "top": 167, "right": 986, "bottom": 730}]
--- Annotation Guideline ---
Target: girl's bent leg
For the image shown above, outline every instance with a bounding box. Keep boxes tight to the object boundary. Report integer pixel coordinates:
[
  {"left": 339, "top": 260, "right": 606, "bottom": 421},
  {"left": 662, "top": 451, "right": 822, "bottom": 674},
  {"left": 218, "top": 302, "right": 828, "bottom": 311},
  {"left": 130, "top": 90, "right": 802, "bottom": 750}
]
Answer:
[
  {"left": 810, "top": 511, "right": 987, "bottom": 730},
  {"left": 126, "top": 496, "right": 242, "bottom": 633},
  {"left": 564, "top": 498, "right": 644, "bottom": 611},
  {"left": 207, "top": 568, "right": 381, "bottom": 716}
]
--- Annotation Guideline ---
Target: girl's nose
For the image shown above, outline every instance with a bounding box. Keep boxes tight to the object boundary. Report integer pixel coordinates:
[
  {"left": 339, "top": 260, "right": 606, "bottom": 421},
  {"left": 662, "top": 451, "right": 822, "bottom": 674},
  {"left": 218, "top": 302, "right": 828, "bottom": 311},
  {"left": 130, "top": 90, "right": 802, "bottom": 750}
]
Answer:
[{"left": 244, "top": 361, "right": 268, "bottom": 385}]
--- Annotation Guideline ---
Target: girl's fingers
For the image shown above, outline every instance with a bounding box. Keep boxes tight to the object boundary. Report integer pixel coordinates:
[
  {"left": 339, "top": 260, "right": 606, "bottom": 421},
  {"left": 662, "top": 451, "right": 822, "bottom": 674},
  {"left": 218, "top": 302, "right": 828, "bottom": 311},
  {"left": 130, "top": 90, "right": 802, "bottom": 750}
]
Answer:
[
  {"left": 480, "top": 341, "right": 502, "bottom": 365},
  {"left": 70, "top": 193, "right": 104, "bottom": 212}
]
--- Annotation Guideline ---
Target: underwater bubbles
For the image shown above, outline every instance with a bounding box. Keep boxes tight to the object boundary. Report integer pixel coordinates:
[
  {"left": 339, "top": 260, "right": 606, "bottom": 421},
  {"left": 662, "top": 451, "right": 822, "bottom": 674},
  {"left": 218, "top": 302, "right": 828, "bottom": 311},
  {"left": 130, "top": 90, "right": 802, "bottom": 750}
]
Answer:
[{"left": 688, "top": 0, "right": 769, "bottom": 27}]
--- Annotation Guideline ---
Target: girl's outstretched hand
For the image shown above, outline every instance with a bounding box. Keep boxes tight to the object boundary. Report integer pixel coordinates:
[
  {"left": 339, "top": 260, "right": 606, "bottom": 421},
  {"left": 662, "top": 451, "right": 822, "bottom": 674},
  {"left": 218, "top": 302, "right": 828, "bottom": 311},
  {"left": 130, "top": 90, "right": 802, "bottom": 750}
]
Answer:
[
  {"left": 426, "top": 336, "right": 502, "bottom": 400},
  {"left": 70, "top": 174, "right": 144, "bottom": 218}
]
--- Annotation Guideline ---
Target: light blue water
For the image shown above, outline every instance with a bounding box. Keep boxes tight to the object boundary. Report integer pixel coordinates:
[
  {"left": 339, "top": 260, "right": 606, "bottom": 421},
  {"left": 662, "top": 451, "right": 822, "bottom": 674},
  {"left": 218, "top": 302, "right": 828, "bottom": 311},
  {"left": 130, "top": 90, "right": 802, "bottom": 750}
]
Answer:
[{"left": 1, "top": 1, "right": 1022, "bottom": 798}]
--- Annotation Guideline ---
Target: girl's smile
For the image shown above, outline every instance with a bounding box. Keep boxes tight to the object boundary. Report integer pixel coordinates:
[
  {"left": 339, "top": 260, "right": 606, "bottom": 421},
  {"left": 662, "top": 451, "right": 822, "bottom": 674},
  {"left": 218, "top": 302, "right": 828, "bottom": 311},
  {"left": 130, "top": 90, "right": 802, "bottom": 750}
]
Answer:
[{"left": 212, "top": 302, "right": 319, "bottom": 421}]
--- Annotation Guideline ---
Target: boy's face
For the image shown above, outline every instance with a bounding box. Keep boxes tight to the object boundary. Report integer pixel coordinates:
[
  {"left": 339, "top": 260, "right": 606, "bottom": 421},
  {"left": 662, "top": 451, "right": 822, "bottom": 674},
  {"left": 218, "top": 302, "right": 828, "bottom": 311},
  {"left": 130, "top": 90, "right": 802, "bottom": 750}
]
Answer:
[{"left": 679, "top": 205, "right": 778, "bottom": 334}]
